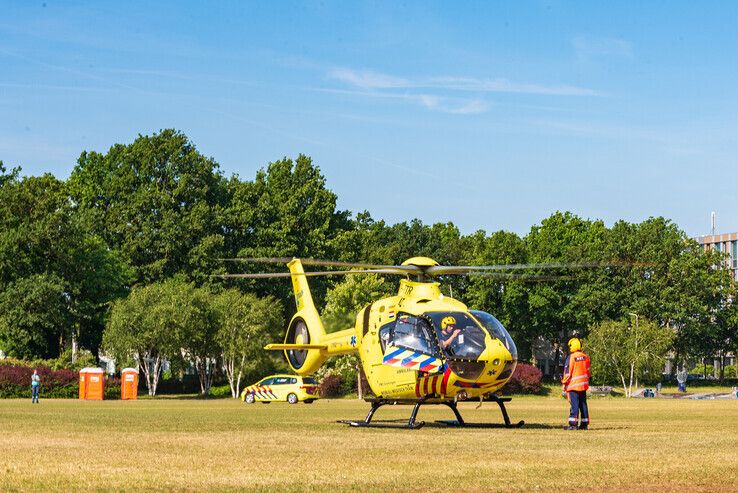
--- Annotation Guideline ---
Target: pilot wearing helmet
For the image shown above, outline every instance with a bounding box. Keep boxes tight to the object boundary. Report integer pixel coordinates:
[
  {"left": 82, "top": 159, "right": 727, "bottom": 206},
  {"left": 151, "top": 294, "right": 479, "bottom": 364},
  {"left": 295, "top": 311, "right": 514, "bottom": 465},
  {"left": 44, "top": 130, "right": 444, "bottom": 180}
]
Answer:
[
  {"left": 440, "top": 316, "right": 462, "bottom": 350},
  {"left": 561, "top": 337, "right": 591, "bottom": 430}
]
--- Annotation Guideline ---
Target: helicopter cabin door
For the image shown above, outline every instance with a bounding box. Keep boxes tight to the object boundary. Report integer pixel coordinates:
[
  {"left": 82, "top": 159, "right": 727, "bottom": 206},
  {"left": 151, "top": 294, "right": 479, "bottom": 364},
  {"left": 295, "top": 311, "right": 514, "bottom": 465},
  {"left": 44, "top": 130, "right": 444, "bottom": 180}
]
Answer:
[{"left": 375, "top": 313, "right": 443, "bottom": 398}]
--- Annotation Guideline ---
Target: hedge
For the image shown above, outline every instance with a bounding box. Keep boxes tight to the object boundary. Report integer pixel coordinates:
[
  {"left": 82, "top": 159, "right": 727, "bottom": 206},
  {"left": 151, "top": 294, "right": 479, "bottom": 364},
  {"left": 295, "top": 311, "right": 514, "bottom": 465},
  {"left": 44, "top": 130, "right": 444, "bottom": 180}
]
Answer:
[
  {"left": 0, "top": 363, "right": 121, "bottom": 399},
  {"left": 501, "top": 362, "right": 543, "bottom": 394}
]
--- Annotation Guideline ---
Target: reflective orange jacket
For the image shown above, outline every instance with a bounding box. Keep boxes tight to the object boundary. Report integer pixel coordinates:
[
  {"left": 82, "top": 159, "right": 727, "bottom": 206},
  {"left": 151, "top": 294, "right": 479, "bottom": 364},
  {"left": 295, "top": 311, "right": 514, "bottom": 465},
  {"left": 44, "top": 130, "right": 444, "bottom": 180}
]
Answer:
[{"left": 562, "top": 350, "right": 590, "bottom": 392}]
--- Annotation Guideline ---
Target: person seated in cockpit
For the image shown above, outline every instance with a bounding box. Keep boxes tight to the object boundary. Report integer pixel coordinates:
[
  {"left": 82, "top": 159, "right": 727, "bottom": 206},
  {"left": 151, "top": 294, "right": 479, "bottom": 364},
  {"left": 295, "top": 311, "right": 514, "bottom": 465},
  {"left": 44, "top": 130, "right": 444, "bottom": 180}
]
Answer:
[{"left": 439, "top": 316, "right": 462, "bottom": 350}]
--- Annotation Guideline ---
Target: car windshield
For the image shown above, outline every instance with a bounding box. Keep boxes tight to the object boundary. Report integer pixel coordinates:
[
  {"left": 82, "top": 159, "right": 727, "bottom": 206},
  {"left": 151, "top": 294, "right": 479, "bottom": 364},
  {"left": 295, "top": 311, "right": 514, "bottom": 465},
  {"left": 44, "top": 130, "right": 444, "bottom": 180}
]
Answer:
[
  {"left": 425, "top": 312, "right": 487, "bottom": 360},
  {"left": 302, "top": 377, "right": 317, "bottom": 385}
]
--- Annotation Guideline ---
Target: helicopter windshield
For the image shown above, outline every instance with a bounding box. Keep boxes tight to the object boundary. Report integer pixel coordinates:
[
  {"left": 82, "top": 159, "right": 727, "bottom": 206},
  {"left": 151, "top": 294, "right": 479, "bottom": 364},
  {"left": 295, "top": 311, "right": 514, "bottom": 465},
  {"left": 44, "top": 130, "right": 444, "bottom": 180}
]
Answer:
[
  {"left": 389, "top": 314, "right": 439, "bottom": 357},
  {"left": 469, "top": 310, "right": 518, "bottom": 361},
  {"left": 425, "top": 312, "right": 487, "bottom": 360}
]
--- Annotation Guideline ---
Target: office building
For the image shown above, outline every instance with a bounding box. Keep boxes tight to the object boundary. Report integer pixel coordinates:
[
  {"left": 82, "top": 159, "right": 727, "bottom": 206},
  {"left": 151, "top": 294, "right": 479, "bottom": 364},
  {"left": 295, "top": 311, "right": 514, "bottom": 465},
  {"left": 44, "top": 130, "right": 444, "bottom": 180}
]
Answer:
[{"left": 696, "top": 232, "right": 738, "bottom": 281}]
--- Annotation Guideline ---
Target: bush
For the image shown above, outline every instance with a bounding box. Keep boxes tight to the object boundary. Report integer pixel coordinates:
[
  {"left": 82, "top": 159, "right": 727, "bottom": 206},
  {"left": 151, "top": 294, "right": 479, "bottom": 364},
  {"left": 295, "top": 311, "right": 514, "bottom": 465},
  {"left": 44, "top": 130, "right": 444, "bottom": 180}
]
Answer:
[
  {"left": 0, "top": 363, "right": 79, "bottom": 398},
  {"left": 689, "top": 364, "right": 715, "bottom": 377},
  {"left": 0, "top": 362, "right": 125, "bottom": 399},
  {"left": 207, "top": 384, "right": 232, "bottom": 398},
  {"left": 2, "top": 350, "right": 97, "bottom": 373},
  {"left": 501, "top": 362, "right": 543, "bottom": 395},
  {"left": 317, "top": 373, "right": 343, "bottom": 397},
  {"left": 314, "top": 354, "right": 359, "bottom": 395},
  {"left": 104, "top": 376, "right": 121, "bottom": 400}
]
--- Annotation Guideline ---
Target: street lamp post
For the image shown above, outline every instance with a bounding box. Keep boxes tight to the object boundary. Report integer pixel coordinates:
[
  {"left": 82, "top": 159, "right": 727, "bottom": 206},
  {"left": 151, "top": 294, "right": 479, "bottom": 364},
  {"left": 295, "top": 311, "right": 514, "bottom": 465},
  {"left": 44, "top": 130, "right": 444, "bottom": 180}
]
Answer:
[{"left": 628, "top": 312, "right": 639, "bottom": 396}]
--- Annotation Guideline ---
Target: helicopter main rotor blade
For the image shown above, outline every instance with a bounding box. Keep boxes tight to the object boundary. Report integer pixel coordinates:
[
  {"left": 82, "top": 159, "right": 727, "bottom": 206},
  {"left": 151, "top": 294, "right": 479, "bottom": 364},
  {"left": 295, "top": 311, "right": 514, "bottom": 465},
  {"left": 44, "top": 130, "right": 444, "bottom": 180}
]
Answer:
[
  {"left": 219, "top": 257, "right": 422, "bottom": 274},
  {"left": 426, "top": 261, "right": 626, "bottom": 276},
  {"left": 215, "top": 268, "right": 412, "bottom": 279},
  {"left": 466, "top": 271, "right": 580, "bottom": 282}
]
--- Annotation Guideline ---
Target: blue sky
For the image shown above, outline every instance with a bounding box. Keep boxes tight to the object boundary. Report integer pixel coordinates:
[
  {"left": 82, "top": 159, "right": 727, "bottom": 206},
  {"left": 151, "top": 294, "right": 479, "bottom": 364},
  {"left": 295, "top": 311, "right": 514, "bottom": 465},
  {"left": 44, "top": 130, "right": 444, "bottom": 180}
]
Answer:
[{"left": 2, "top": 1, "right": 737, "bottom": 237}]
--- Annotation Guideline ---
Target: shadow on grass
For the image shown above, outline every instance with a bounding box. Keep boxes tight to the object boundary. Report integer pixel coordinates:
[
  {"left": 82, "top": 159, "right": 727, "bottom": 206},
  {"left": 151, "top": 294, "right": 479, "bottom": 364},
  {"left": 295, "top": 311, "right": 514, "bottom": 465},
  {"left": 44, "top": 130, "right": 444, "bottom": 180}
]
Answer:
[
  {"left": 139, "top": 394, "right": 233, "bottom": 400},
  {"left": 333, "top": 419, "right": 625, "bottom": 431}
]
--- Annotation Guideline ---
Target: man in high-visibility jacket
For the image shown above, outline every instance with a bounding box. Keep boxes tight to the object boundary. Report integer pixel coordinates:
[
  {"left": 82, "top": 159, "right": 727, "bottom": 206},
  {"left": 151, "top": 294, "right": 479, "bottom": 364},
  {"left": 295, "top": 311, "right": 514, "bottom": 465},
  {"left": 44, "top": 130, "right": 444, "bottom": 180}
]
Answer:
[{"left": 561, "top": 337, "right": 590, "bottom": 430}]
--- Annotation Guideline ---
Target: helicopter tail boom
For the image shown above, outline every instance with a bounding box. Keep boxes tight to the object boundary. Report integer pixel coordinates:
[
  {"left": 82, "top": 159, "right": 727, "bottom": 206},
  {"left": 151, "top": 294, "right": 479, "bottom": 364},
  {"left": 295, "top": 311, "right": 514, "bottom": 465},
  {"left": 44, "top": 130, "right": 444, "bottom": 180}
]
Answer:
[{"left": 271, "top": 259, "right": 357, "bottom": 375}]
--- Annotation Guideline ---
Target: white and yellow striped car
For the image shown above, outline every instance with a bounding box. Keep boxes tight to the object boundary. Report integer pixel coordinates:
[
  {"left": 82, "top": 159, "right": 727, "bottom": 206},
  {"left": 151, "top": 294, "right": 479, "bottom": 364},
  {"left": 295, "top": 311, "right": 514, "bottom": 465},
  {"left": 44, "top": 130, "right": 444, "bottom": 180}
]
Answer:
[{"left": 240, "top": 374, "right": 319, "bottom": 404}]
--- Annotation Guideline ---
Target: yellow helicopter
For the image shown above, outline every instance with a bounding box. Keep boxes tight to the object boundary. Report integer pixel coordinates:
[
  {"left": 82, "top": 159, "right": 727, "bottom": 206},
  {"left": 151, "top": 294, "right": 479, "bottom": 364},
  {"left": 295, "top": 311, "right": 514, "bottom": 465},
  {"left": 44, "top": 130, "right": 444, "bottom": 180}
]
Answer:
[{"left": 223, "top": 256, "right": 581, "bottom": 429}]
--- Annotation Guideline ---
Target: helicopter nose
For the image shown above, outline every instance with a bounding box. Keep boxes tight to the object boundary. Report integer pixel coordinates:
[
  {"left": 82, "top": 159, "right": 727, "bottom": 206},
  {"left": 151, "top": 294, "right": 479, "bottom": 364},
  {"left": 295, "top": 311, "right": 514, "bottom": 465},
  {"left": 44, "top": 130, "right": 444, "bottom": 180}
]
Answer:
[{"left": 479, "top": 343, "right": 512, "bottom": 380}]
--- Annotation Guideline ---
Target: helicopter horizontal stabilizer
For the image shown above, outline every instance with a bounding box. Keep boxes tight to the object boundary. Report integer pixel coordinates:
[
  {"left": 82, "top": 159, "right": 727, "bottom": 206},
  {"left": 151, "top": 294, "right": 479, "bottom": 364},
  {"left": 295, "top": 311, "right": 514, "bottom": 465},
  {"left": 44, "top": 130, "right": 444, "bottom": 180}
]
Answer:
[{"left": 265, "top": 343, "right": 328, "bottom": 351}]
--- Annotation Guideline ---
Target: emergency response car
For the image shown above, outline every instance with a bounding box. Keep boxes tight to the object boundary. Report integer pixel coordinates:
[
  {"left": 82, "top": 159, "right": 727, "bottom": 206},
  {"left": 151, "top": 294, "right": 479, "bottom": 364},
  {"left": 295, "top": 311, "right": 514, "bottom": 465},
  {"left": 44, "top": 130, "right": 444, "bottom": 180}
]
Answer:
[{"left": 240, "top": 374, "right": 319, "bottom": 404}]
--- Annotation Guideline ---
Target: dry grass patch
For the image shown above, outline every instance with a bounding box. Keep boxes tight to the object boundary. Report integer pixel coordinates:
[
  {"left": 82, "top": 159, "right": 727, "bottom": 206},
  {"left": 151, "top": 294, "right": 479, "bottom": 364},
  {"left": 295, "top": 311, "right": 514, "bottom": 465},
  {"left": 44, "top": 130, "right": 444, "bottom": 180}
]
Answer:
[{"left": 1, "top": 396, "right": 736, "bottom": 492}]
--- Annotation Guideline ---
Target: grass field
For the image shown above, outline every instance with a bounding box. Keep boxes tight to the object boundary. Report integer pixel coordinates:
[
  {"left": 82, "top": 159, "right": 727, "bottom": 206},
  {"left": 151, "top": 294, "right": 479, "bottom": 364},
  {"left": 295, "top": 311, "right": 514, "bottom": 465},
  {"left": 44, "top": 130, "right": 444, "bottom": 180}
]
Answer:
[{"left": 1, "top": 396, "right": 737, "bottom": 492}]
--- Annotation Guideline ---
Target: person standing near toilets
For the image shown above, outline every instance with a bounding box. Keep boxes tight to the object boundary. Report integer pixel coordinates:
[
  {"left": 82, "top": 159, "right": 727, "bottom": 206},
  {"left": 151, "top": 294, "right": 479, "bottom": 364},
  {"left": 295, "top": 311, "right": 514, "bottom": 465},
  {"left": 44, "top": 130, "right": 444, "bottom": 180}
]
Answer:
[{"left": 31, "top": 369, "right": 41, "bottom": 404}]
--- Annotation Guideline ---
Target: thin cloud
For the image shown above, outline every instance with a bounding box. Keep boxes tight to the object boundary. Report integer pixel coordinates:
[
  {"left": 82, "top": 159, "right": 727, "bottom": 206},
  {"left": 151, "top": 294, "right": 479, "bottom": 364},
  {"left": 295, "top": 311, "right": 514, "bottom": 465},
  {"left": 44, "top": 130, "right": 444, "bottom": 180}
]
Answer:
[
  {"left": 447, "top": 99, "right": 489, "bottom": 115},
  {"left": 413, "top": 94, "right": 488, "bottom": 114},
  {"left": 326, "top": 67, "right": 597, "bottom": 114},
  {"left": 572, "top": 36, "right": 633, "bottom": 61},
  {"left": 318, "top": 87, "right": 488, "bottom": 115},
  {"left": 329, "top": 68, "right": 410, "bottom": 89},
  {"left": 426, "top": 76, "right": 602, "bottom": 97},
  {"left": 329, "top": 67, "right": 601, "bottom": 97}
]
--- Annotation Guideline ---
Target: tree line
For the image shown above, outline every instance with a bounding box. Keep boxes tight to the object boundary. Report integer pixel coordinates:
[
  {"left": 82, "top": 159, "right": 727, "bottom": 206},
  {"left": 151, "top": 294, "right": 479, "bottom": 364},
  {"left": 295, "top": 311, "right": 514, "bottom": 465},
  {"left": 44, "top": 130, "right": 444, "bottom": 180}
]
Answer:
[{"left": 1, "top": 129, "right": 736, "bottom": 391}]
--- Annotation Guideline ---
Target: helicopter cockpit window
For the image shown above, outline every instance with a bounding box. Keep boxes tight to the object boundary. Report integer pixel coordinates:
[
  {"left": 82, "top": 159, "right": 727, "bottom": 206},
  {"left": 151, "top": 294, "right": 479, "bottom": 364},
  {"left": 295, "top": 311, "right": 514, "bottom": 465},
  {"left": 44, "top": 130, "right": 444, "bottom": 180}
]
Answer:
[
  {"left": 425, "top": 312, "right": 487, "bottom": 360},
  {"left": 378, "top": 322, "right": 394, "bottom": 354},
  {"left": 470, "top": 310, "right": 518, "bottom": 361},
  {"left": 388, "top": 314, "right": 438, "bottom": 356}
]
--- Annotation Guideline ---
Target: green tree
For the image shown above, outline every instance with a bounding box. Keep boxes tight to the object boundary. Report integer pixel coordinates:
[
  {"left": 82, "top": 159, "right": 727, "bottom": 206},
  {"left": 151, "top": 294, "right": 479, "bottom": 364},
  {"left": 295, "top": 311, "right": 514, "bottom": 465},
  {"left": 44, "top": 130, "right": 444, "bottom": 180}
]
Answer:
[
  {"left": 0, "top": 160, "right": 19, "bottom": 187},
  {"left": 525, "top": 212, "right": 607, "bottom": 373},
  {"left": 169, "top": 282, "right": 219, "bottom": 395},
  {"left": 103, "top": 281, "right": 182, "bottom": 395},
  {"left": 464, "top": 230, "right": 531, "bottom": 357},
  {"left": 0, "top": 274, "right": 68, "bottom": 358},
  {"left": 228, "top": 155, "right": 347, "bottom": 260},
  {"left": 0, "top": 174, "right": 129, "bottom": 358},
  {"left": 665, "top": 245, "right": 731, "bottom": 367},
  {"left": 225, "top": 154, "right": 350, "bottom": 311},
  {"left": 69, "top": 129, "right": 228, "bottom": 285},
  {"left": 585, "top": 318, "right": 674, "bottom": 397},
  {"left": 213, "top": 289, "right": 283, "bottom": 398}
]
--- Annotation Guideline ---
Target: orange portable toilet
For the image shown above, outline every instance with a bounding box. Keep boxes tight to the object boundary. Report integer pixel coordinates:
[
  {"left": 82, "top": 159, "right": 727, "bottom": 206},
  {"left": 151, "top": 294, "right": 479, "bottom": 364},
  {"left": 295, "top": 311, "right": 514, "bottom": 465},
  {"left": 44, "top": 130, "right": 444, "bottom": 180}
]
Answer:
[
  {"left": 79, "top": 368, "right": 105, "bottom": 400},
  {"left": 121, "top": 368, "right": 139, "bottom": 400}
]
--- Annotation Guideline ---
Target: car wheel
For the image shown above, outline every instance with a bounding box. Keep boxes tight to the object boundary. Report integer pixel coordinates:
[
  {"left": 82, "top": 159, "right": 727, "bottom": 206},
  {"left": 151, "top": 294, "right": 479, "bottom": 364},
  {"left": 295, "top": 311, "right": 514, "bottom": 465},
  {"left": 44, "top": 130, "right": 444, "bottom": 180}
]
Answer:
[
  {"left": 245, "top": 393, "right": 255, "bottom": 404},
  {"left": 287, "top": 393, "right": 299, "bottom": 404}
]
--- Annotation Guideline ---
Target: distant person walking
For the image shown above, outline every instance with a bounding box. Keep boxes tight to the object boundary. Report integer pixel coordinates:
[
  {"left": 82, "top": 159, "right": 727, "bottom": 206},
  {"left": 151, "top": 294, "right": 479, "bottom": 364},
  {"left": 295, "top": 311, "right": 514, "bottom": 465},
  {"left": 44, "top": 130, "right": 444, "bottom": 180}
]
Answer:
[
  {"left": 31, "top": 369, "right": 40, "bottom": 403},
  {"left": 562, "top": 337, "right": 590, "bottom": 430}
]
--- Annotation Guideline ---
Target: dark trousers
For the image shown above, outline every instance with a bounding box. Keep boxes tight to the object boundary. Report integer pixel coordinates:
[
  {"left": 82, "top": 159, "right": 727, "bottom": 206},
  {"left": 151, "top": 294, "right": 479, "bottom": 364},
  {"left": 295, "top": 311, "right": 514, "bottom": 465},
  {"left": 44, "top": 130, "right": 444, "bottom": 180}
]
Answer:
[
  {"left": 568, "top": 390, "right": 588, "bottom": 428},
  {"left": 32, "top": 386, "right": 39, "bottom": 403}
]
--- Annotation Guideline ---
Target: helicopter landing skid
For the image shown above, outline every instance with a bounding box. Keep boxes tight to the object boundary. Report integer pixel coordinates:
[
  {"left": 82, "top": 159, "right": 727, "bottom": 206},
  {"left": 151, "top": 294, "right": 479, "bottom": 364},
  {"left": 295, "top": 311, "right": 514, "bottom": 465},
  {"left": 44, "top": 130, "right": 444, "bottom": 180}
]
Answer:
[
  {"left": 337, "top": 398, "right": 428, "bottom": 429},
  {"left": 337, "top": 395, "right": 524, "bottom": 430},
  {"left": 435, "top": 396, "right": 525, "bottom": 428}
]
